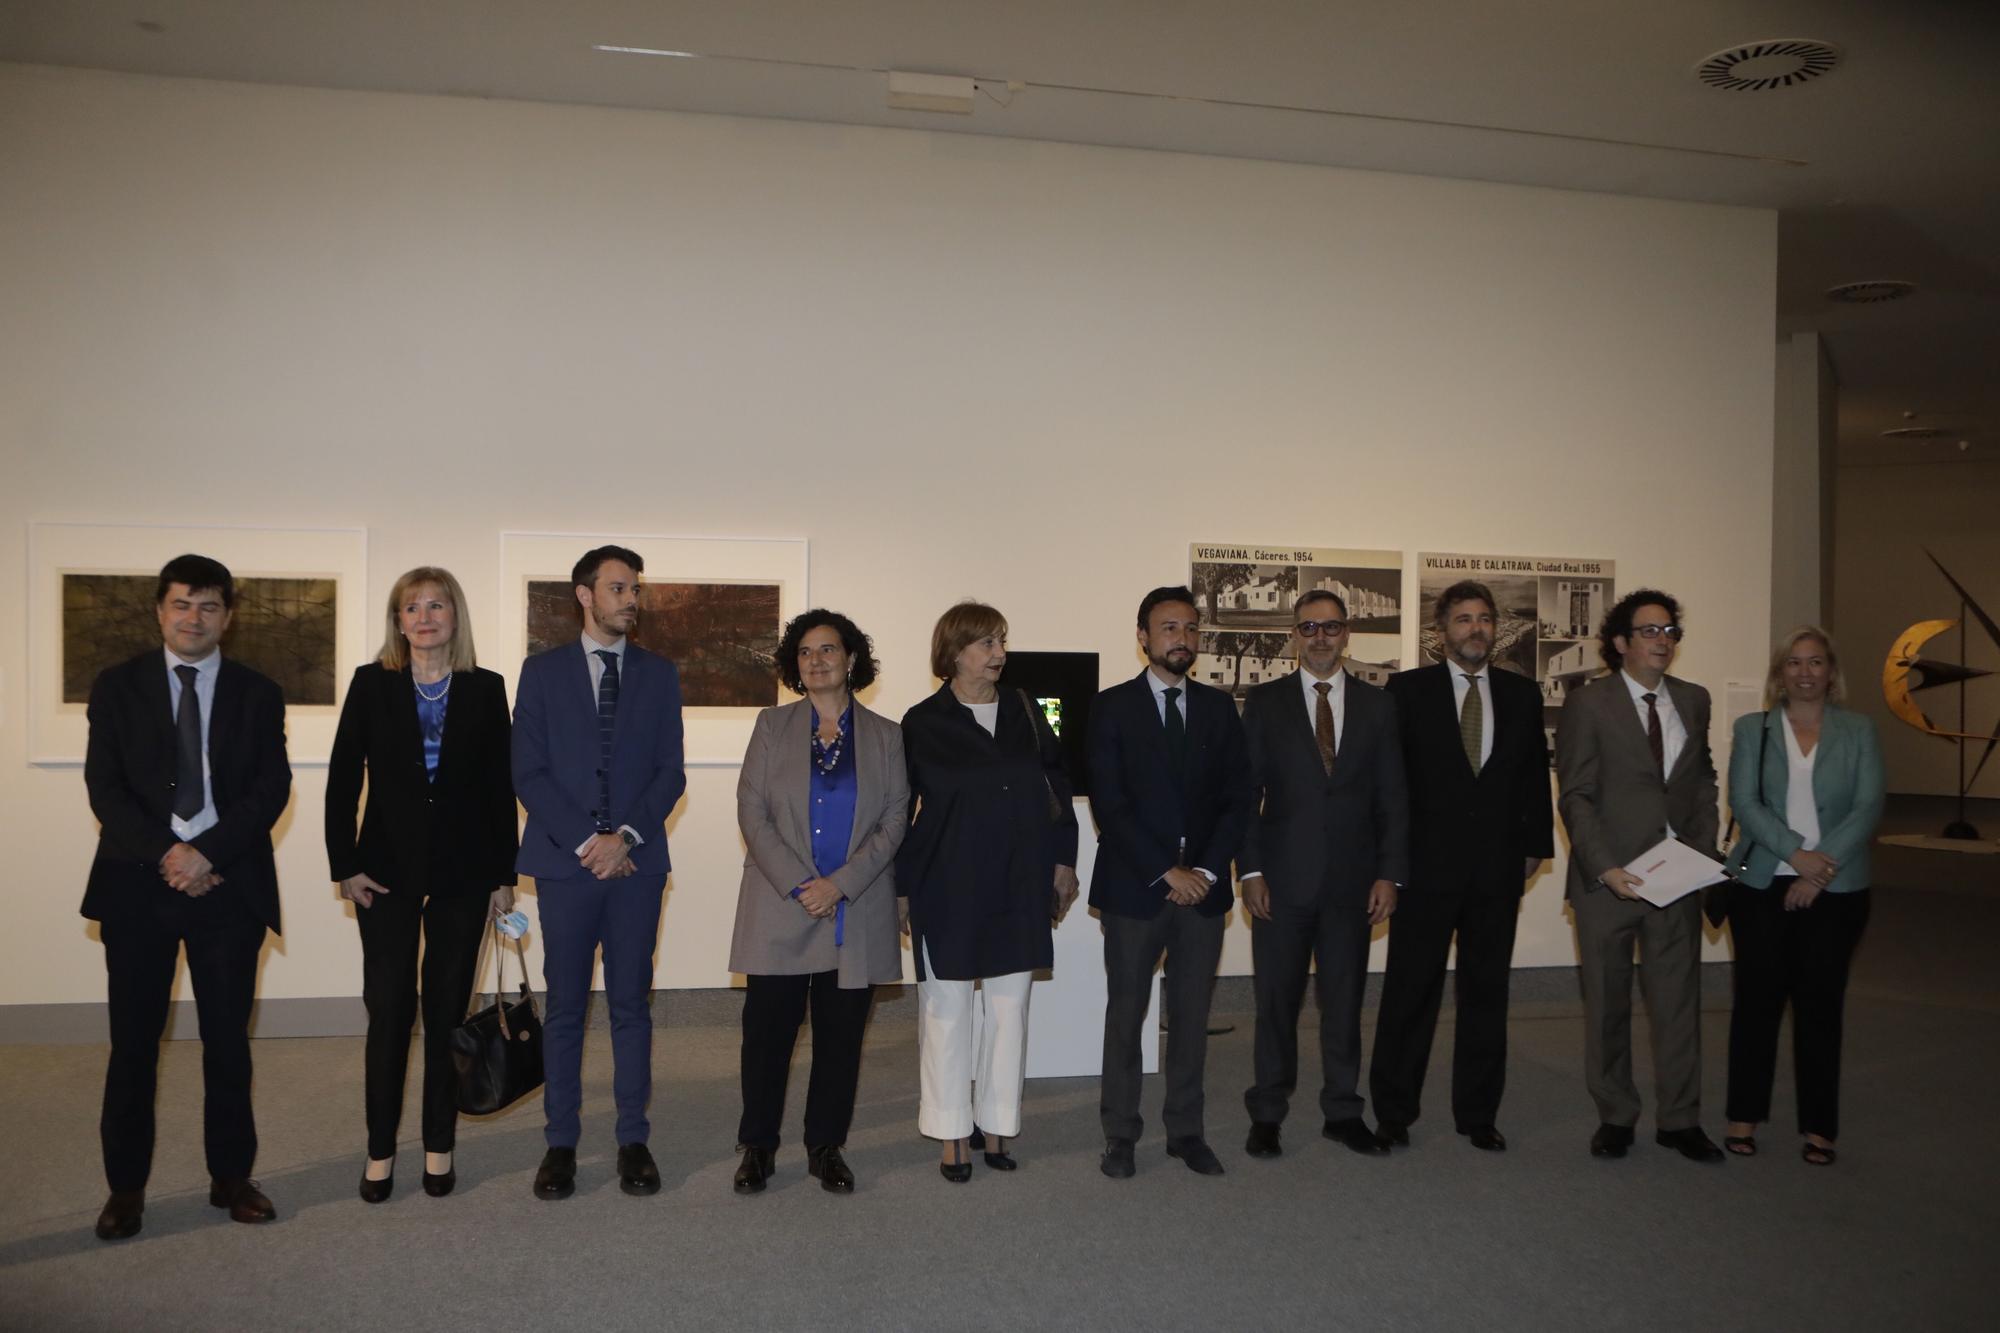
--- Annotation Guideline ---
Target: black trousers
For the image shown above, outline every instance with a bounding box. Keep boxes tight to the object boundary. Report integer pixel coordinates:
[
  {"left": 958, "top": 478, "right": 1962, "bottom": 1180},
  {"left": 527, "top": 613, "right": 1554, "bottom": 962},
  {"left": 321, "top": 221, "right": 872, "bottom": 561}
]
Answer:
[
  {"left": 1726, "top": 880, "right": 1871, "bottom": 1140},
  {"left": 356, "top": 886, "right": 488, "bottom": 1158},
  {"left": 737, "top": 972, "right": 873, "bottom": 1152},
  {"left": 1245, "top": 893, "right": 1372, "bottom": 1125},
  {"left": 1100, "top": 907, "right": 1226, "bottom": 1142},
  {"left": 1370, "top": 886, "right": 1520, "bottom": 1131},
  {"left": 99, "top": 888, "right": 267, "bottom": 1193}
]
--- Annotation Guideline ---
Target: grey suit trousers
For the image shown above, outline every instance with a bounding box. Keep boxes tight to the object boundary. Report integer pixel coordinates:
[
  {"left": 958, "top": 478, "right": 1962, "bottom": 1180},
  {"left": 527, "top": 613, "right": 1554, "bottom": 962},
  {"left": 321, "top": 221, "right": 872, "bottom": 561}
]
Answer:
[
  {"left": 1572, "top": 887, "right": 1703, "bottom": 1130},
  {"left": 1100, "top": 908, "right": 1226, "bottom": 1142}
]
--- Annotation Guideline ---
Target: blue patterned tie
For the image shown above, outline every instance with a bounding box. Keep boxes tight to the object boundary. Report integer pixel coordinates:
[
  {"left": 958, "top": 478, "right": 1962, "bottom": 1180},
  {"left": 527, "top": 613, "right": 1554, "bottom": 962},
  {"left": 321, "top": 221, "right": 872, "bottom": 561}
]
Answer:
[{"left": 595, "top": 650, "right": 619, "bottom": 832}]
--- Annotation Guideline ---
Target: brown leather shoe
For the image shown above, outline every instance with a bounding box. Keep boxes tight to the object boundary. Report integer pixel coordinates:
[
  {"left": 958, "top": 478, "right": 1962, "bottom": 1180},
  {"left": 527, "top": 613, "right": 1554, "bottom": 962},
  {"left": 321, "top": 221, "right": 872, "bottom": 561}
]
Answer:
[
  {"left": 95, "top": 1190, "right": 144, "bottom": 1240},
  {"left": 209, "top": 1177, "right": 277, "bottom": 1224}
]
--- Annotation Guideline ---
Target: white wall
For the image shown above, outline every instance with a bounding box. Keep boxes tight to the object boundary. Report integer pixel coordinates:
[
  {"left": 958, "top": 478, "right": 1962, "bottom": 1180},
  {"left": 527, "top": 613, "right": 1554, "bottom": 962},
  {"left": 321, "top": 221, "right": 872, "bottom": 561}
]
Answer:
[
  {"left": 1772, "top": 331, "right": 1834, "bottom": 634},
  {"left": 1832, "top": 458, "right": 2000, "bottom": 797},
  {"left": 0, "top": 64, "right": 1777, "bottom": 1005}
]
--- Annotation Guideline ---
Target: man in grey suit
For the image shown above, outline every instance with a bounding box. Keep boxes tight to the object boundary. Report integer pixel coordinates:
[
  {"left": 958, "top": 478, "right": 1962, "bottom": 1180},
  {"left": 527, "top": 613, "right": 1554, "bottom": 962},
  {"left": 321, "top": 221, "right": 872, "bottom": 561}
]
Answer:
[
  {"left": 1555, "top": 589, "right": 1724, "bottom": 1163},
  {"left": 1237, "top": 590, "right": 1409, "bottom": 1159}
]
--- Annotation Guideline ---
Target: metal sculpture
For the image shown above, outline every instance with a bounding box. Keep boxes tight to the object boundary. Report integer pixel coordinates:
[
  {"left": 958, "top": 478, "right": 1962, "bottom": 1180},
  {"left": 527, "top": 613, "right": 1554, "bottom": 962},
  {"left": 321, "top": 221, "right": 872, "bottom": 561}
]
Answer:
[{"left": 1882, "top": 549, "right": 1998, "bottom": 838}]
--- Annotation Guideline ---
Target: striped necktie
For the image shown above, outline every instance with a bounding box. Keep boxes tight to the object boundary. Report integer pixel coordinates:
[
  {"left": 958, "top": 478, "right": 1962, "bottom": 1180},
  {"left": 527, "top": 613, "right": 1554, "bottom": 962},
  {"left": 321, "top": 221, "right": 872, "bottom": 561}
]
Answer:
[
  {"left": 1459, "top": 672, "right": 1484, "bottom": 774},
  {"left": 595, "top": 650, "right": 619, "bottom": 831}
]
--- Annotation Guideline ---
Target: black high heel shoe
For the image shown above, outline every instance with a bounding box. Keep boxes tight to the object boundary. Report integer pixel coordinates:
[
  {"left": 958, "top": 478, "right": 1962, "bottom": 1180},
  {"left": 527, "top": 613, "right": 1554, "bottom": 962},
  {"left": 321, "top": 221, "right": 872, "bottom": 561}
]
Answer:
[
  {"left": 939, "top": 1138, "right": 972, "bottom": 1184},
  {"left": 422, "top": 1168, "right": 457, "bottom": 1197},
  {"left": 982, "top": 1135, "right": 1017, "bottom": 1171},
  {"left": 358, "top": 1164, "right": 394, "bottom": 1204}
]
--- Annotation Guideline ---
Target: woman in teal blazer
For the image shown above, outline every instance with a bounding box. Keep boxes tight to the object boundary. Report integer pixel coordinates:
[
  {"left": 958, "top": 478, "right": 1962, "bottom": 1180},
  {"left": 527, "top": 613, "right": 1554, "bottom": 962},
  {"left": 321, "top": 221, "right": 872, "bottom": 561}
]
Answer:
[{"left": 1723, "top": 626, "right": 1883, "bottom": 1165}]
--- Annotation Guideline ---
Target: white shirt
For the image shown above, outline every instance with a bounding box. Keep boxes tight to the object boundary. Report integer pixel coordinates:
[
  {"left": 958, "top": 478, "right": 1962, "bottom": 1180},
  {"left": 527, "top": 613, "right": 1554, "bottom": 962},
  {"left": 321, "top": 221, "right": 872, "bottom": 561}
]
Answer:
[
  {"left": 1144, "top": 669, "right": 1214, "bottom": 884},
  {"left": 968, "top": 699, "right": 1000, "bottom": 737},
  {"left": 164, "top": 646, "right": 221, "bottom": 841},
  {"left": 1775, "top": 712, "right": 1822, "bottom": 877},
  {"left": 1620, "top": 670, "right": 1685, "bottom": 776},
  {"left": 575, "top": 630, "right": 642, "bottom": 853},
  {"left": 1449, "top": 666, "right": 1495, "bottom": 768},
  {"left": 1298, "top": 665, "right": 1346, "bottom": 752}
]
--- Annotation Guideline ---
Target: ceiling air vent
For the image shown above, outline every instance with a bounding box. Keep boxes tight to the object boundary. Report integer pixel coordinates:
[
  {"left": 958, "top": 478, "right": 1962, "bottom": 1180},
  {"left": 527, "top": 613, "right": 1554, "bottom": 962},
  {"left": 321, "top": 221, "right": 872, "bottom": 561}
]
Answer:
[
  {"left": 1881, "top": 427, "right": 1947, "bottom": 440},
  {"left": 1695, "top": 39, "right": 1841, "bottom": 91},
  {"left": 1828, "top": 280, "right": 1917, "bottom": 304}
]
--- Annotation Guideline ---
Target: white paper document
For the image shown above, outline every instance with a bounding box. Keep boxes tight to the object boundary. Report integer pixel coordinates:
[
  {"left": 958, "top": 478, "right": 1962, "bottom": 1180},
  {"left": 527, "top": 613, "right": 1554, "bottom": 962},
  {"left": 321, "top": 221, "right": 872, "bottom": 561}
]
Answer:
[{"left": 1622, "top": 837, "right": 1729, "bottom": 908}]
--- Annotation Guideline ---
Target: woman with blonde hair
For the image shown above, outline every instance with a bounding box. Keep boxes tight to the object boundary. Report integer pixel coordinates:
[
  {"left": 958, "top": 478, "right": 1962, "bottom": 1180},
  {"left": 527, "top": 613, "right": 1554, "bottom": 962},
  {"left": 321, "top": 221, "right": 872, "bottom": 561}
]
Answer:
[
  {"left": 1722, "top": 625, "right": 1883, "bottom": 1166},
  {"left": 326, "top": 567, "right": 519, "bottom": 1201},
  {"left": 896, "top": 601, "right": 1079, "bottom": 1182}
]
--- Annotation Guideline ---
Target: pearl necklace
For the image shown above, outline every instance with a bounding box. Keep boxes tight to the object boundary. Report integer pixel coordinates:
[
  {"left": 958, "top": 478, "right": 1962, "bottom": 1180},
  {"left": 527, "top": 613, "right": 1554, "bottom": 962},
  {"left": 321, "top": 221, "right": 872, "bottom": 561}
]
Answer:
[{"left": 414, "top": 672, "right": 452, "bottom": 703}]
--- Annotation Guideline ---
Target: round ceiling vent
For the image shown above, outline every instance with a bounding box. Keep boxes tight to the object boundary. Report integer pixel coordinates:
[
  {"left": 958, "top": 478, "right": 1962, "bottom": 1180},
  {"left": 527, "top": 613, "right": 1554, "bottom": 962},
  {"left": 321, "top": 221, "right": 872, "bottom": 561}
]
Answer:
[
  {"left": 1695, "top": 39, "right": 1841, "bottom": 91},
  {"left": 1828, "top": 280, "right": 1917, "bottom": 304},
  {"left": 1881, "top": 427, "right": 1947, "bottom": 440}
]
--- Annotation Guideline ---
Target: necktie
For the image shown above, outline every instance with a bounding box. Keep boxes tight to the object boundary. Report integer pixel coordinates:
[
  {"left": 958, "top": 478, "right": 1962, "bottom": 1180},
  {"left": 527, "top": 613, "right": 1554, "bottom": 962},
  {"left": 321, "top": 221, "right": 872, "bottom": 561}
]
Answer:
[
  {"left": 1314, "top": 680, "right": 1336, "bottom": 777},
  {"left": 595, "top": 650, "right": 619, "bottom": 832},
  {"left": 1162, "top": 686, "right": 1188, "bottom": 775},
  {"left": 1643, "top": 691, "right": 1664, "bottom": 776},
  {"left": 173, "top": 664, "right": 204, "bottom": 820},
  {"left": 1459, "top": 672, "right": 1484, "bottom": 774}
]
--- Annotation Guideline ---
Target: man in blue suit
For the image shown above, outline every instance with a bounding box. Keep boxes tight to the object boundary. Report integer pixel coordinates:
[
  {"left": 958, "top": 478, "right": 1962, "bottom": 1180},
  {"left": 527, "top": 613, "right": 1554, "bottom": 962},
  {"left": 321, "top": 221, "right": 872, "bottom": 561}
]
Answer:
[
  {"left": 1088, "top": 586, "right": 1255, "bottom": 1179},
  {"left": 514, "top": 545, "right": 686, "bottom": 1199}
]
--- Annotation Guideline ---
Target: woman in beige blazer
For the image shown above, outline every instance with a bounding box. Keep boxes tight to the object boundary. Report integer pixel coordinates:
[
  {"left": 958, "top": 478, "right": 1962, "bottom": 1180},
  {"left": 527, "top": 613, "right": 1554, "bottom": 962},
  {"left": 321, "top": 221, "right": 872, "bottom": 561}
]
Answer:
[{"left": 728, "top": 609, "right": 908, "bottom": 1195}]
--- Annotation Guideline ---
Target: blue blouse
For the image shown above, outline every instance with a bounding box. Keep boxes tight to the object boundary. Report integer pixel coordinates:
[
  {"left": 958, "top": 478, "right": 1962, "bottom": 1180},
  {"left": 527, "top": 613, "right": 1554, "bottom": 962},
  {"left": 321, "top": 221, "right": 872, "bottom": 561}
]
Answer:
[
  {"left": 799, "top": 704, "right": 858, "bottom": 945},
  {"left": 414, "top": 675, "right": 449, "bottom": 780}
]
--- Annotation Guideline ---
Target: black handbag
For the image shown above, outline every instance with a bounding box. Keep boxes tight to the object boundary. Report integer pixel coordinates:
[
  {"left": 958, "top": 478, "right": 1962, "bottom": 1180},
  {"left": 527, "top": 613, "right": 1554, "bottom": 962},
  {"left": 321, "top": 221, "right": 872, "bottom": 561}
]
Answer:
[
  {"left": 449, "top": 930, "right": 545, "bottom": 1115},
  {"left": 1710, "top": 721, "right": 1770, "bottom": 928}
]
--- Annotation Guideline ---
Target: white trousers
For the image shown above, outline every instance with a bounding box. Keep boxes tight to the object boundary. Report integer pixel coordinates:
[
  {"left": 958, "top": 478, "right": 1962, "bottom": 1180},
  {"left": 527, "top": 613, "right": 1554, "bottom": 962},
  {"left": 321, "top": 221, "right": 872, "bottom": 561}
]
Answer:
[{"left": 916, "top": 940, "right": 1034, "bottom": 1140}]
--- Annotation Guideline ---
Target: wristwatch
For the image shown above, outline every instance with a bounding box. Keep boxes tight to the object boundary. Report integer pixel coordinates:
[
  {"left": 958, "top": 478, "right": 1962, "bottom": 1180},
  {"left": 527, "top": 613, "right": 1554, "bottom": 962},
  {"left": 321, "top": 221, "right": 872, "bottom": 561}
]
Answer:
[{"left": 618, "top": 828, "right": 638, "bottom": 849}]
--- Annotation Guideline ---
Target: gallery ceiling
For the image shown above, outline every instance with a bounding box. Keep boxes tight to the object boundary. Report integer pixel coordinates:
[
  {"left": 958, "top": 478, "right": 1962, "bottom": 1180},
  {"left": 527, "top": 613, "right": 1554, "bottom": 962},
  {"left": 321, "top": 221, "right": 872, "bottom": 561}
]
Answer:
[{"left": 5, "top": 0, "right": 1996, "bottom": 468}]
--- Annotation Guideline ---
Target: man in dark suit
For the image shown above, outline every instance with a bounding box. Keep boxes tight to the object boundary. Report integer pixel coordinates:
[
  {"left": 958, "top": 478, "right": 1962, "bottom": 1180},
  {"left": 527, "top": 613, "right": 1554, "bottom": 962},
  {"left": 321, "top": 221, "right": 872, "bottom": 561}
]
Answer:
[
  {"left": 1087, "top": 585, "right": 1256, "bottom": 1179},
  {"left": 83, "top": 554, "right": 291, "bottom": 1240},
  {"left": 513, "top": 544, "right": 686, "bottom": 1199},
  {"left": 1555, "top": 588, "right": 1724, "bottom": 1163},
  {"left": 1237, "top": 589, "right": 1409, "bottom": 1158},
  {"left": 1371, "top": 580, "right": 1553, "bottom": 1152}
]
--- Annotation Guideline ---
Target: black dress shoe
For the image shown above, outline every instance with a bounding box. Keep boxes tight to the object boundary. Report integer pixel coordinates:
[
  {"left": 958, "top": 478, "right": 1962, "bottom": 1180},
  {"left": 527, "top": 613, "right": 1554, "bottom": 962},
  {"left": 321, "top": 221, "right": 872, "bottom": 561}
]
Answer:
[
  {"left": 939, "top": 1139, "right": 972, "bottom": 1184},
  {"left": 1100, "top": 1138, "right": 1136, "bottom": 1179},
  {"left": 359, "top": 1168, "right": 394, "bottom": 1204},
  {"left": 968, "top": 1126, "right": 986, "bottom": 1151},
  {"left": 1590, "top": 1123, "right": 1635, "bottom": 1158},
  {"left": 422, "top": 1167, "right": 456, "bottom": 1197},
  {"left": 807, "top": 1144, "right": 855, "bottom": 1194},
  {"left": 1656, "top": 1127, "right": 1725, "bottom": 1163},
  {"left": 1166, "top": 1136, "right": 1225, "bottom": 1176},
  {"left": 1245, "top": 1121, "right": 1282, "bottom": 1158},
  {"left": 1376, "top": 1121, "right": 1411, "bottom": 1148},
  {"left": 533, "top": 1147, "right": 577, "bottom": 1200},
  {"left": 617, "top": 1143, "right": 661, "bottom": 1195},
  {"left": 733, "top": 1145, "right": 775, "bottom": 1194},
  {"left": 95, "top": 1190, "right": 143, "bottom": 1240},
  {"left": 1324, "top": 1118, "right": 1389, "bottom": 1156},
  {"left": 209, "top": 1177, "right": 276, "bottom": 1224},
  {"left": 1460, "top": 1125, "right": 1507, "bottom": 1152},
  {"left": 981, "top": 1137, "right": 1018, "bottom": 1171}
]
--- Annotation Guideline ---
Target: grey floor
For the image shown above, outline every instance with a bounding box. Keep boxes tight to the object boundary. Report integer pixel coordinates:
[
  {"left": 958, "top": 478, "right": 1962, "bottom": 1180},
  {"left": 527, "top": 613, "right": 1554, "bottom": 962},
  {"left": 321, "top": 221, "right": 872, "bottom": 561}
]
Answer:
[{"left": 3, "top": 796, "right": 1995, "bottom": 1332}]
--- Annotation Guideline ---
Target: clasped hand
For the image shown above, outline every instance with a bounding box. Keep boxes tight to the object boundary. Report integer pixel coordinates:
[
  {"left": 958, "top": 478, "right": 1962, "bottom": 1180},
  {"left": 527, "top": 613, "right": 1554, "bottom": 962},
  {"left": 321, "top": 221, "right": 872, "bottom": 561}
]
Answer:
[
  {"left": 1161, "top": 866, "right": 1208, "bottom": 908},
  {"left": 160, "top": 842, "right": 221, "bottom": 896},
  {"left": 796, "top": 877, "right": 843, "bottom": 918},
  {"left": 580, "top": 832, "right": 635, "bottom": 880}
]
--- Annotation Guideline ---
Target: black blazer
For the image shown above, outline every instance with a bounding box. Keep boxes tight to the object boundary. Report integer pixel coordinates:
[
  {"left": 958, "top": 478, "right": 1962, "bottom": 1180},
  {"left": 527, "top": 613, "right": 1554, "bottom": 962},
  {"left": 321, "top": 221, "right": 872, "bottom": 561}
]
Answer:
[
  {"left": 1086, "top": 671, "right": 1255, "bottom": 919},
  {"left": 82, "top": 651, "right": 292, "bottom": 932},
  {"left": 1235, "top": 670, "right": 1410, "bottom": 908},
  {"left": 896, "top": 684, "right": 1080, "bottom": 981},
  {"left": 326, "top": 663, "right": 518, "bottom": 897},
  {"left": 1386, "top": 663, "right": 1554, "bottom": 897}
]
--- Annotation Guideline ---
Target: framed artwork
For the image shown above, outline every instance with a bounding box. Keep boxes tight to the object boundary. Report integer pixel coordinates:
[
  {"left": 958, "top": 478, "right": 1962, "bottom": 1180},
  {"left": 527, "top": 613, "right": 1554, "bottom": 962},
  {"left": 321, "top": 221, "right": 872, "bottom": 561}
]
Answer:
[
  {"left": 27, "top": 523, "right": 369, "bottom": 765},
  {"left": 1189, "top": 542, "right": 1405, "bottom": 704},
  {"left": 497, "top": 532, "right": 809, "bottom": 766}
]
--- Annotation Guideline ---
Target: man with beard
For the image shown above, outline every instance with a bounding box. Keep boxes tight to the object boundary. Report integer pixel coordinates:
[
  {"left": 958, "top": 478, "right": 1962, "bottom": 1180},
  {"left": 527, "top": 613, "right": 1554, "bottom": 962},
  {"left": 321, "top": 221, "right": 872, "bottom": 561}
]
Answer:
[
  {"left": 1238, "top": 589, "right": 1408, "bottom": 1159},
  {"left": 1555, "top": 589, "right": 1723, "bottom": 1163},
  {"left": 1086, "top": 586, "right": 1255, "bottom": 1178},
  {"left": 1370, "top": 580, "right": 1553, "bottom": 1152},
  {"left": 513, "top": 545, "right": 687, "bottom": 1198}
]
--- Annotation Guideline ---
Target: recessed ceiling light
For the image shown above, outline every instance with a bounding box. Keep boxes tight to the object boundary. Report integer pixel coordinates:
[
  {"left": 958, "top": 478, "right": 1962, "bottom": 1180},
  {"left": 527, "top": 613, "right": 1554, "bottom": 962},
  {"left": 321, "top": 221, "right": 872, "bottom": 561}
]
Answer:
[
  {"left": 1827, "top": 280, "right": 1917, "bottom": 304},
  {"left": 1881, "top": 427, "right": 1948, "bottom": 440},
  {"left": 1695, "top": 39, "right": 1841, "bottom": 91},
  {"left": 593, "top": 45, "right": 700, "bottom": 59}
]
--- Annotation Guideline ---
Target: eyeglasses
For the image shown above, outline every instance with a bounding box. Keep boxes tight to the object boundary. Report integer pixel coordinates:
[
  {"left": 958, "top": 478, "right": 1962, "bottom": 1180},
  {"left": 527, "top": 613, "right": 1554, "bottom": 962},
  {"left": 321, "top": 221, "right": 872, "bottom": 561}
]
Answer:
[
  {"left": 1295, "top": 620, "right": 1349, "bottom": 638},
  {"left": 1628, "top": 624, "right": 1684, "bottom": 641}
]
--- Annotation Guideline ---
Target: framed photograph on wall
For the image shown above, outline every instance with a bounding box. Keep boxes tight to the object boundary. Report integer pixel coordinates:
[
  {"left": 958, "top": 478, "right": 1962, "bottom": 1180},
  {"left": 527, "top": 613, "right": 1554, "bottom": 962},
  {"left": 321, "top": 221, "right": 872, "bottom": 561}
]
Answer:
[
  {"left": 27, "top": 522, "right": 370, "bottom": 765},
  {"left": 497, "top": 532, "right": 809, "bottom": 766}
]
